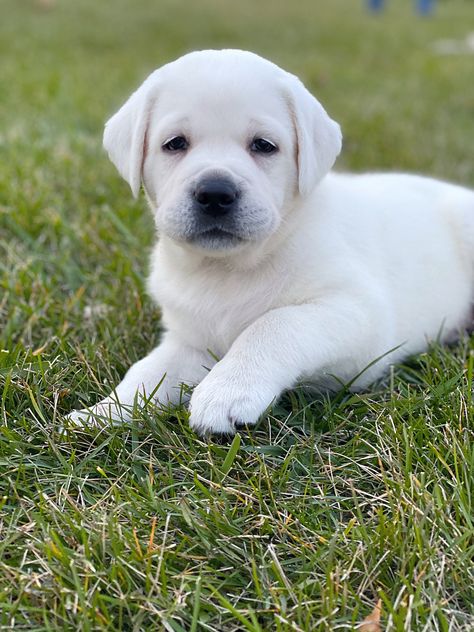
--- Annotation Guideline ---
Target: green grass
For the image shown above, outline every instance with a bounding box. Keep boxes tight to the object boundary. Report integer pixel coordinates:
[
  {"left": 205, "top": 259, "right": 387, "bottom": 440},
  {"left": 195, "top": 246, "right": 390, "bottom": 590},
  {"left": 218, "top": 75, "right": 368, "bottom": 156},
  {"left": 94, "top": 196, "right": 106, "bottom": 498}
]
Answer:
[{"left": 1, "top": 0, "right": 474, "bottom": 629}]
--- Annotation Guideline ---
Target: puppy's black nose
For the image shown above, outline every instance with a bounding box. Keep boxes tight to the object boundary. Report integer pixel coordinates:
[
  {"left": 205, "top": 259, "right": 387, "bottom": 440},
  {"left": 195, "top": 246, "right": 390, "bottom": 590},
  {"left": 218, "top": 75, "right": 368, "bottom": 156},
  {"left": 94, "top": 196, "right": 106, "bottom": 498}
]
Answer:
[{"left": 194, "top": 179, "right": 238, "bottom": 217}]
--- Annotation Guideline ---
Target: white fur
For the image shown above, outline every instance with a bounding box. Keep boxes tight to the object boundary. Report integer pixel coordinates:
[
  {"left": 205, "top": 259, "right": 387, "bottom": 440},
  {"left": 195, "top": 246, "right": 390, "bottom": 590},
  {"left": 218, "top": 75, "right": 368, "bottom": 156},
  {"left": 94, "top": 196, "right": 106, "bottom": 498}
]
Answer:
[{"left": 68, "top": 49, "right": 474, "bottom": 435}]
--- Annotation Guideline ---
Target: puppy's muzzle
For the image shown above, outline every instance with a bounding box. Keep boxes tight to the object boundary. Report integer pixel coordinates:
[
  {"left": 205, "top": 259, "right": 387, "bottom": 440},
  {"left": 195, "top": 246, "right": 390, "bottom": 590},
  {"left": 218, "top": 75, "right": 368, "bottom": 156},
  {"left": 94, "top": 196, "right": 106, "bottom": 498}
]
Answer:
[{"left": 193, "top": 178, "right": 239, "bottom": 218}]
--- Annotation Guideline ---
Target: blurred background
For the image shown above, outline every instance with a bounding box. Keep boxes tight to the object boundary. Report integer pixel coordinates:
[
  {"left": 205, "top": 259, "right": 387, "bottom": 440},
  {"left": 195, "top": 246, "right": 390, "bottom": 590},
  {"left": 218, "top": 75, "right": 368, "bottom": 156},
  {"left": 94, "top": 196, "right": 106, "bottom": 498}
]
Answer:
[
  {"left": 2, "top": 0, "right": 473, "bottom": 176},
  {"left": 1, "top": 0, "right": 473, "bottom": 380}
]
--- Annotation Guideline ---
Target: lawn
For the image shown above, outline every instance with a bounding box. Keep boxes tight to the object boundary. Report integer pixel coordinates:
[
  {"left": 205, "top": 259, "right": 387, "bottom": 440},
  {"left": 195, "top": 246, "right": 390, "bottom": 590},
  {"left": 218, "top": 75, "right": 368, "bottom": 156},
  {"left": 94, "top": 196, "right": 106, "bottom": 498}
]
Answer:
[{"left": 1, "top": 0, "right": 474, "bottom": 629}]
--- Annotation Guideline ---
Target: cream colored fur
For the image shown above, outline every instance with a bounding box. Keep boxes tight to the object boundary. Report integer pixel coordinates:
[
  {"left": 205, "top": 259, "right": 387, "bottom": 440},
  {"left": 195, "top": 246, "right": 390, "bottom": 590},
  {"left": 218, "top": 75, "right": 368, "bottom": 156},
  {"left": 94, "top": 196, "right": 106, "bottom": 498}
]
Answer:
[{"left": 68, "top": 49, "right": 474, "bottom": 435}]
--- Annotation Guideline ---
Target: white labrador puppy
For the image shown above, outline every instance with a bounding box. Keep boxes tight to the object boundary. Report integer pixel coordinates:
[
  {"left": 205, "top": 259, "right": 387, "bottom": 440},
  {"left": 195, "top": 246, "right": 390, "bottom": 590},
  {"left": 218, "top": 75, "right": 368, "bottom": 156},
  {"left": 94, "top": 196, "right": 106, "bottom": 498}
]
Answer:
[{"left": 68, "top": 49, "right": 474, "bottom": 435}]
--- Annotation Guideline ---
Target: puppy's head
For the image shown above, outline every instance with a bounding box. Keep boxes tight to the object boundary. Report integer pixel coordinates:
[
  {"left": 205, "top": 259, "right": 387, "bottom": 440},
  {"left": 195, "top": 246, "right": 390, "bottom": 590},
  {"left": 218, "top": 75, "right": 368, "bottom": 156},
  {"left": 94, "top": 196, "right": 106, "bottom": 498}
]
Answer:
[{"left": 103, "top": 50, "right": 342, "bottom": 255}]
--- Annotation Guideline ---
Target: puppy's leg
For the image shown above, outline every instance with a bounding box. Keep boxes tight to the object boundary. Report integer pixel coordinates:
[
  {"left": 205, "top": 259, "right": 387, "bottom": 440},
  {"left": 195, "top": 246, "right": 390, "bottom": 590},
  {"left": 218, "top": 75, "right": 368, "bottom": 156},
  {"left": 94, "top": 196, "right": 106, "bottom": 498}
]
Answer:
[
  {"left": 189, "top": 299, "right": 383, "bottom": 435},
  {"left": 67, "top": 333, "right": 211, "bottom": 426}
]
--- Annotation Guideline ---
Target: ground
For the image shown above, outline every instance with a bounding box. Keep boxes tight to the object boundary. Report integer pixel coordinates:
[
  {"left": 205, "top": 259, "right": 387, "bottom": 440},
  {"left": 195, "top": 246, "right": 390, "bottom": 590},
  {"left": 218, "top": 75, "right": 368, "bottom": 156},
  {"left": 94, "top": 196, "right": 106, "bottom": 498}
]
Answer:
[{"left": 1, "top": 0, "right": 474, "bottom": 630}]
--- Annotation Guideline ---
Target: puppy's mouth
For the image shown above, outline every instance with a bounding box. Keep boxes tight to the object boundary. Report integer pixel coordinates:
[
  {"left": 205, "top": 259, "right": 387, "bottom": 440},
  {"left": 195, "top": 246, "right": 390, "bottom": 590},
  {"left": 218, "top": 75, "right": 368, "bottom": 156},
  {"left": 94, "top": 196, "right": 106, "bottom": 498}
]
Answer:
[
  {"left": 191, "top": 226, "right": 243, "bottom": 248},
  {"left": 199, "top": 227, "right": 239, "bottom": 240}
]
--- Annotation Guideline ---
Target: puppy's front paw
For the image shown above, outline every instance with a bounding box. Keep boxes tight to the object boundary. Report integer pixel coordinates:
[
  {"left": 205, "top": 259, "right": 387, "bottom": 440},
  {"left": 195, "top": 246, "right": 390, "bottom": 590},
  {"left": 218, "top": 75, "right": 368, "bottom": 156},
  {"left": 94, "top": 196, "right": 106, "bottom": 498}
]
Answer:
[
  {"left": 65, "top": 398, "right": 132, "bottom": 428},
  {"left": 189, "top": 369, "right": 276, "bottom": 436}
]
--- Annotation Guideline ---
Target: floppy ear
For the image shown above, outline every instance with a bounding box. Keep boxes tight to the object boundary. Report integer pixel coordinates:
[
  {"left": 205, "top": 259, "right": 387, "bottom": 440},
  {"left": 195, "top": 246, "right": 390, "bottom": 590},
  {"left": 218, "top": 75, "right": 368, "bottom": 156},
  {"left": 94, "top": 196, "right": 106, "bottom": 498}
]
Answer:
[
  {"left": 283, "top": 73, "right": 342, "bottom": 197},
  {"left": 103, "top": 70, "right": 161, "bottom": 198}
]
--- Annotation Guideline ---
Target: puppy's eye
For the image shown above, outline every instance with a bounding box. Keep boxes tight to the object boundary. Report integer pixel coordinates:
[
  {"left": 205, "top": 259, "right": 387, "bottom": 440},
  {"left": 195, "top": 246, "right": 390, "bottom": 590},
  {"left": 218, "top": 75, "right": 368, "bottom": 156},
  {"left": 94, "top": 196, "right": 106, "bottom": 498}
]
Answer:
[
  {"left": 250, "top": 138, "right": 278, "bottom": 154},
  {"left": 162, "top": 136, "right": 189, "bottom": 152}
]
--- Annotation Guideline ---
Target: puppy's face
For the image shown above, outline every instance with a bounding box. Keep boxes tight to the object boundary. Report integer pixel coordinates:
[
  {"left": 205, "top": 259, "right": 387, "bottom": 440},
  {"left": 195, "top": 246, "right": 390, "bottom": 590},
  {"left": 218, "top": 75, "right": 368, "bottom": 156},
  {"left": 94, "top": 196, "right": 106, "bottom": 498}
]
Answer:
[
  {"left": 143, "top": 68, "right": 296, "bottom": 253},
  {"left": 104, "top": 50, "right": 342, "bottom": 256}
]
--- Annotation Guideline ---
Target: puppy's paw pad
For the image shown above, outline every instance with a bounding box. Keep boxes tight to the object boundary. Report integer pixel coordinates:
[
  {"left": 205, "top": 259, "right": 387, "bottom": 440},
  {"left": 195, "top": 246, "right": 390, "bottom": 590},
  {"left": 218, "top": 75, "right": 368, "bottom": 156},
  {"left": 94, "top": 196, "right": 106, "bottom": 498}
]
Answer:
[
  {"left": 64, "top": 400, "right": 132, "bottom": 429},
  {"left": 189, "top": 381, "right": 273, "bottom": 436}
]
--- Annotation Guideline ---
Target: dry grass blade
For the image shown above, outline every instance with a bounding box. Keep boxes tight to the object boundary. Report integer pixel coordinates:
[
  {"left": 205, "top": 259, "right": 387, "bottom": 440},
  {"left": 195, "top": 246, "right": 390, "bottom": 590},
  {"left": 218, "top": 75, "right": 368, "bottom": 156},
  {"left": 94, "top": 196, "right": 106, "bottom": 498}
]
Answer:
[{"left": 358, "top": 599, "right": 382, "bottom": 632}]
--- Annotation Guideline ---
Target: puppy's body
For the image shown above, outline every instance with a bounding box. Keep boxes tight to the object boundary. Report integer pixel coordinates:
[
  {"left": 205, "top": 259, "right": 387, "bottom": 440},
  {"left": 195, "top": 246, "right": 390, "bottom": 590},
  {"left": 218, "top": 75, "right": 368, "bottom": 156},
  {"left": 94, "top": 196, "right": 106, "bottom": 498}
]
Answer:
[
  {"left": 151, "top": 171, "right": 474, "bottom": 383},
  {"left": 68, "top": 50, "right": 474, "bottom": 435}
]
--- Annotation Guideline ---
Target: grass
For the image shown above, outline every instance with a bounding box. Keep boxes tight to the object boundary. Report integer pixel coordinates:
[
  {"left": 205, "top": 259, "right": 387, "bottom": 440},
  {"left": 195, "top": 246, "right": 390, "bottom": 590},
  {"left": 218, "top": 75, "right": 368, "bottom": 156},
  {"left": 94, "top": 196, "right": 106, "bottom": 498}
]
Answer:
[{"left": 1, "top": 0, "right": 474, "bottom": 629}]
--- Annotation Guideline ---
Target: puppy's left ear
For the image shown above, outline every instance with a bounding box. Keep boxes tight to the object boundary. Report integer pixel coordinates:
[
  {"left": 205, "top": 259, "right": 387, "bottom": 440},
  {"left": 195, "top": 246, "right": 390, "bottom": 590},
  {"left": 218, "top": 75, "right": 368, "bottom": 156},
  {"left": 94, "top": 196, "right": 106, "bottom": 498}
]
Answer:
[
  {"left": 103, "top": 70, "right": 161, "bottom": 198},
  {"left": 282, "top": 73, "right": 342, "bottom": 197}
]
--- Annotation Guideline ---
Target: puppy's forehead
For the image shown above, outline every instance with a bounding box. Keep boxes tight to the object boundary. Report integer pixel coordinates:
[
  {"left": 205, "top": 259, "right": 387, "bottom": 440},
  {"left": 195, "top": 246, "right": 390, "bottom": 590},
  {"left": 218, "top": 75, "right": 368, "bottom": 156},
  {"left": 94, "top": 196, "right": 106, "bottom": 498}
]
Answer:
[
  {"left": 154, "top": 52, "right": 290, "bottom": 130},
  {"left": 160, "top": 49, "right": 286, "bottom": 89}
]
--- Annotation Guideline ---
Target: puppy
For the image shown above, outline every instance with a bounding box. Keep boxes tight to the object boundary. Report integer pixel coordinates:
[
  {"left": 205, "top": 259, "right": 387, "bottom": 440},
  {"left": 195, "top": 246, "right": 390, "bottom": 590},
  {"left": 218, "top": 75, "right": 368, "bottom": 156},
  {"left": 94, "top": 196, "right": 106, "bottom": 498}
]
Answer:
[{"left": 68, "top": 49, "right": 474, "bottom": 435}]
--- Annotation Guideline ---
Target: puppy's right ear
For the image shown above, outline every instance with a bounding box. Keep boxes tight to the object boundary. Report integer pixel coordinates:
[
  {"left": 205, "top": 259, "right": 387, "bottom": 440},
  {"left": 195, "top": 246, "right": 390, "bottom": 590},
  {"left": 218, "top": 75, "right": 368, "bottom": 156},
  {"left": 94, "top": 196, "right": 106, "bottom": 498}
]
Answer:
[{"left": 103, "top": 70, "right": 161, "bottom": 198}]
